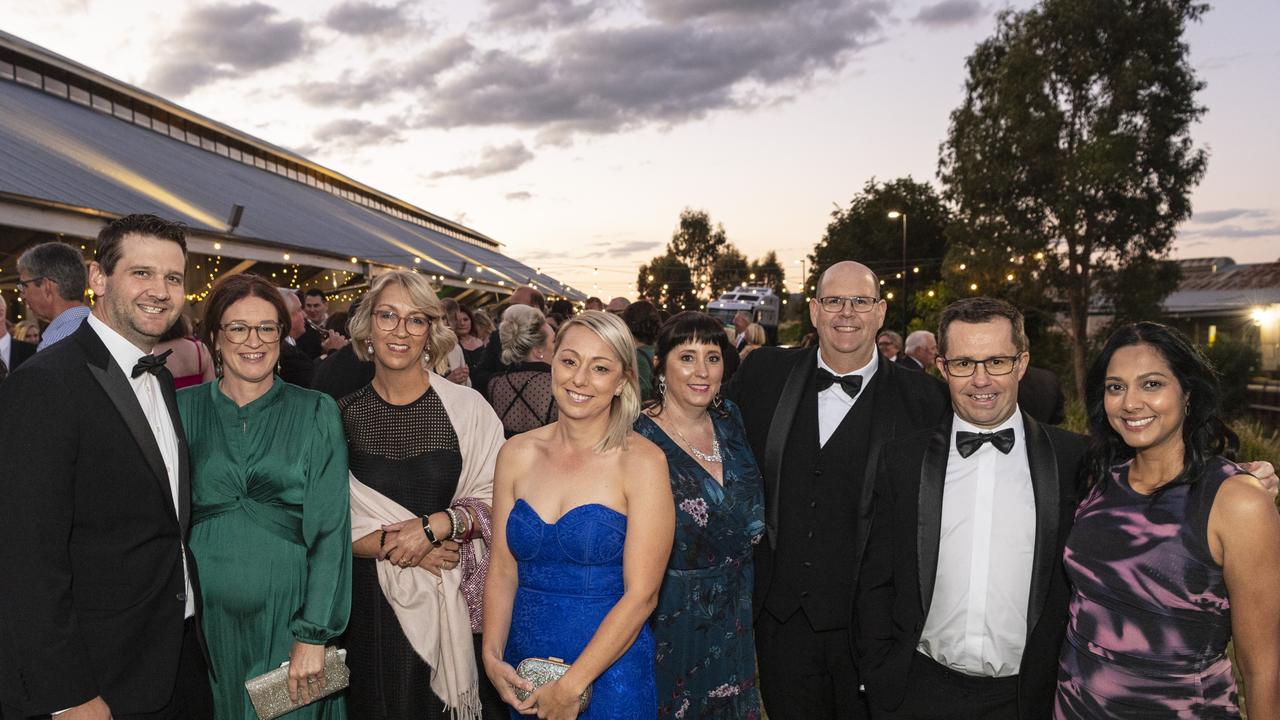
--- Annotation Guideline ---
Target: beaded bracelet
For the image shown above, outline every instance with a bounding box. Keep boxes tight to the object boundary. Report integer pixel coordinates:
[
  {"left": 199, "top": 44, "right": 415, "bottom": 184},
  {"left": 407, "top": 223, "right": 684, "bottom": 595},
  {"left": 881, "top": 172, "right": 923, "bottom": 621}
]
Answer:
[{"left": 445, "top": 507, "right": 463, "bottom": 541}]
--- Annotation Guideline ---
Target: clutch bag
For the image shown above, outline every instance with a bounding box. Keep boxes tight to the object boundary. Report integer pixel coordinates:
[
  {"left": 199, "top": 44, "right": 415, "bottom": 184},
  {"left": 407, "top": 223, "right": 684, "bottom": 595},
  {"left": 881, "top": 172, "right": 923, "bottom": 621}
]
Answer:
[
  {"left": 244, "top": 647, "right": 350, "bottom": 720},
  {"left": 514, "top": 656, "right": 592, "bottom": 711}
]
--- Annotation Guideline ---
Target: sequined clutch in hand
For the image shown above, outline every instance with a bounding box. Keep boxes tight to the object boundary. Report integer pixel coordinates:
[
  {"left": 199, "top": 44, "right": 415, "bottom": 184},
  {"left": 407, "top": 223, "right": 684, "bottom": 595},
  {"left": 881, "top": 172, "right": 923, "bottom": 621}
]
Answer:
[
  {"left": 244, "top": 647, "right": 349, "bottom": 720},
  {"left": 514, "top": 656, "right": 592, "bottom": 712}
]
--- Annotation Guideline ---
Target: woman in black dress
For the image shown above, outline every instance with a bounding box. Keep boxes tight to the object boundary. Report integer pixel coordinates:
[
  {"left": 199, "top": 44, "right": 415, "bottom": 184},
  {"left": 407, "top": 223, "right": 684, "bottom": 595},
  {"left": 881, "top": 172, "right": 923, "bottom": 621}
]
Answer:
[{"left": 342, "top": 271, "right": 507, "bottom": 720}]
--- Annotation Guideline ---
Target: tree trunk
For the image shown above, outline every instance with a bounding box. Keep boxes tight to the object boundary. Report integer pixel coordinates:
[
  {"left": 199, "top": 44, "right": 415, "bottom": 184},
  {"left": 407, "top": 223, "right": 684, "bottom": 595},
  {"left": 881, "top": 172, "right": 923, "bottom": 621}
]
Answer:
[{"left": 1068, "top": 284, "right": 1089, "bottom": 402}]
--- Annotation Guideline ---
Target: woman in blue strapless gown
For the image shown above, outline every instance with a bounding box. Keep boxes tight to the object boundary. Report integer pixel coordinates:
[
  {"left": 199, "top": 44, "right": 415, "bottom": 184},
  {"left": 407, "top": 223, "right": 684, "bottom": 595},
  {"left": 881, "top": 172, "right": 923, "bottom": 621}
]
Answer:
[{"left": 482, "top": 311, "right": 675, "bottom": 720}]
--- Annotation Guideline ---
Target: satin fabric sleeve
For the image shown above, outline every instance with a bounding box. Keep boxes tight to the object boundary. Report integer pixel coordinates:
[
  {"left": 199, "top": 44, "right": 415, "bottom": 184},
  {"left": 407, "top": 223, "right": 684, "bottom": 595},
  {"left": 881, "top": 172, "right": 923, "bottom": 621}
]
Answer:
[{"left": 290, "top": 392, "right": 352, "bottom": 644}]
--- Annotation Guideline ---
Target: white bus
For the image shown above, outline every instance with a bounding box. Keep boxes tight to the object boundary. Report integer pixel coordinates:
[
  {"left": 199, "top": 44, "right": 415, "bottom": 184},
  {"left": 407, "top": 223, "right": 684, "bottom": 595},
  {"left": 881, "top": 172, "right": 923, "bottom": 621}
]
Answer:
[{"left": 706, "top": 285, "right": 781, "bottom": 344}]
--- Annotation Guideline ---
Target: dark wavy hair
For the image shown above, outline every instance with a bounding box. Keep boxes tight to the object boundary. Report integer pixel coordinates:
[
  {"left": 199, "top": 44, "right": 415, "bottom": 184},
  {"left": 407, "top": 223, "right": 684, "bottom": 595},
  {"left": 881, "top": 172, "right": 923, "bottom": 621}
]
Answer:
[
  {"left": 645, "top": 311, "right": 733, "bottom": 417},
  {"left": 1084, "top": 321, "right": 1237, "bottom": 491}
]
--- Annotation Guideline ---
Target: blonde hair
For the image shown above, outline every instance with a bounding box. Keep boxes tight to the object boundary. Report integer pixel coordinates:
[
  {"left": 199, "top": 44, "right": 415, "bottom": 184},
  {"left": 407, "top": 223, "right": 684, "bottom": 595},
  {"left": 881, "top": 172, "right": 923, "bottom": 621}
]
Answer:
[
  {"left": 744, "top": 322, "right": 767, "bottom": 346},
  {"left": 500, "top": 304, "right": 548, "bottom": 365},
  {"left": 349, "top": 270, "right": 456, "bottom": 374},
  {"left": 554, "top": 310, "right": 640, "bottom": 453}
]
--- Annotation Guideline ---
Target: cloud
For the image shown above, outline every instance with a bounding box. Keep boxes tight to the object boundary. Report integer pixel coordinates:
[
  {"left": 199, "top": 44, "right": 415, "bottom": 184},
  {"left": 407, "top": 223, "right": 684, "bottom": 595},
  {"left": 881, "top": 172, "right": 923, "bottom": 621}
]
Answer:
[
  {"left": 1192, "top": 224, "right": 1280, "bottom": 239},
  {"left": 594, "top": 239, "right": 661, "bottom": 255},
  {"left": 643, "top": 0, "right": 790, "bottom": 22},
  {"left": 292, "top": 36, "right": 474, "bottom": 109},
  {"left": 310, "top": 118, "right": 405, "bottom": 149},
  {"left": 913, "top": 0, "right": 986, "bottom": 28},
  {"left": 505, "top": 191, "right": 534, "bottom": 201},
  {"left": 415, "top": 0, "right": 890, "bottom": 139},
  {"left": 430, "top": 142, "right": 535, "bottom": 179},
  {"left": 146, "top": 2, "right": 309, "bottom": 95},
  {"left": 1188, "top": 208, "right": 1269, "bottom": 225},
  {"left": 486, "top": 0, "right": 602, "bottom": 30},
  {"left": 324, "top": 0, "right": 416, "bottom": 36}
]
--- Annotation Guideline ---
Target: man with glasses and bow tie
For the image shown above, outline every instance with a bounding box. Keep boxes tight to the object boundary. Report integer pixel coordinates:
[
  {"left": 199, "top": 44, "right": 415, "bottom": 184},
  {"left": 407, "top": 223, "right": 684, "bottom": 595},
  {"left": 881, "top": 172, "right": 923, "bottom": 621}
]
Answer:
[
  {"left": 0, "top": 214, "right": 212, "bottom": 720},
  {"left": 724, "top": 260, "right": 949, "bottom": 719},
  {"left": 855, "top": 297, "right": 1083, "bottom": 720}
]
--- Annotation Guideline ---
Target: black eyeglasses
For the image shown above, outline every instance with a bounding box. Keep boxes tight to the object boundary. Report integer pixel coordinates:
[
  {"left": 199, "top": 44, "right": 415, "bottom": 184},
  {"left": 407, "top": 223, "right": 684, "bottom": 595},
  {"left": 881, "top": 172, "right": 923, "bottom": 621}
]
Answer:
[
  {"left": 940, "top": 354, "right": 1024, "bottom": 377},
  {"left": 16, "top": 276, "right": 46, "bottom": 294},
  {"left": 374, "top": 310, "right": 430, "bottom": 336},
  {"left": 220, "top": 322, "right": 283, "bottom": 344},
  {"left": 815, "top": 295, "right": 880, "bottom": 313}
]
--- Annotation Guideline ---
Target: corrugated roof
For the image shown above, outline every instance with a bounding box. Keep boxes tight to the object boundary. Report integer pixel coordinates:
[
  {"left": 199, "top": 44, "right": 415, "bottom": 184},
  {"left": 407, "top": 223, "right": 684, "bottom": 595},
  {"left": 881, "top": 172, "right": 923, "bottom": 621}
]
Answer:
[
  {"left": 0, "top": 40, "right": 579, "bottom": 299},
  {"left": 1176, "top": 260, "right": 1280, "bottom": 292}
]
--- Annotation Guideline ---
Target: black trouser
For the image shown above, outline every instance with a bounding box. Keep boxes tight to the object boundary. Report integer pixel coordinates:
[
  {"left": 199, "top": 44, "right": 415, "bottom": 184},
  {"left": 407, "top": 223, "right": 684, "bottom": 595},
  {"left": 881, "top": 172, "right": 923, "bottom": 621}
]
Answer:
[
  {"left": 756, "top": 608, "right": 869, "bottom": 720},
  {"left": 871, "top": 652, "right": 1018, "bottom": 720}
]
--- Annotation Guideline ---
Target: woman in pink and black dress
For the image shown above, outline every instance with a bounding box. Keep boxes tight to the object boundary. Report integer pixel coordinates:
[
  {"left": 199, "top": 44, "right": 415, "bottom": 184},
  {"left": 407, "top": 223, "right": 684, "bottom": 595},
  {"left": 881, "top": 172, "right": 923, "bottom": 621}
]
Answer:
[
  {"left": 1056, "top": 322, "right": 1280, "bottom": 719},
  {"left": 154, "top": 314, "right": 215, "bottom": 389}
]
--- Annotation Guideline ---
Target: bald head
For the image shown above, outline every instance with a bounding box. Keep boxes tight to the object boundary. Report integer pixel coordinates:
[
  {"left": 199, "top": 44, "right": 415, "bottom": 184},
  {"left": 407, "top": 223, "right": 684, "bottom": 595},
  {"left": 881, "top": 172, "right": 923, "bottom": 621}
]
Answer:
[
  {"left": 510, "top": 286, "right": 546, "bottom": 312},
  {"left": 816, "top": 261, "right": 880, "bottom": 298},
  {"left": 809, "top": 260, "right": 887, "bottom": 373}
]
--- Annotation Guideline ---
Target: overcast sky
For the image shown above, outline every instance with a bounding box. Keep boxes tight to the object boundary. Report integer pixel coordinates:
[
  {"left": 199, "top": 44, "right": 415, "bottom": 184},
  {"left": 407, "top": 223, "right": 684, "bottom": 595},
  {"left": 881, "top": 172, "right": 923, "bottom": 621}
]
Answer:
[{"left": 2, "top": 0, "right": 1277, "bottom": 299}]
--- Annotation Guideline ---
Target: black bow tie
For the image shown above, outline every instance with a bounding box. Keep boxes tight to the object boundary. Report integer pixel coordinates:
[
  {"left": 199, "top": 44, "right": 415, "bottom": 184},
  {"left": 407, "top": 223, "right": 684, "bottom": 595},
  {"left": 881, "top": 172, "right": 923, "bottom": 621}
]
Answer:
[
  {"left": 955, "top": 428, "right": 1016, "bottom": 458},
  {"left": 815, "top": 368, "right": 863, "bottom": 399},
  {"left": 131, "top": 349, "right": 173, "bottom": 379}
]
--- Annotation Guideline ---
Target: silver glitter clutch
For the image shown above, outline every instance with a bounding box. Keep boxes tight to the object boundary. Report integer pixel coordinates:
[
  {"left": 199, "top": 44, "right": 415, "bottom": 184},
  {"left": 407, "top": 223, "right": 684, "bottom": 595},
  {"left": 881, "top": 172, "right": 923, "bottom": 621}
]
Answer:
[
  {"left": 514, "top": 656, "right": 592, "bottom": 712},
  {"left": 244, "top": 647, "right": 349, "bottom": 720}
]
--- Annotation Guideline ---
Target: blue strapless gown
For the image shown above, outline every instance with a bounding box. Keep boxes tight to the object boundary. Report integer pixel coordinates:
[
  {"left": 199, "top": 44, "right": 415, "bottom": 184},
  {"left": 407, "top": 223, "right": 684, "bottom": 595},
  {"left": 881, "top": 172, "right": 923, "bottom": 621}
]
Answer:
[{"left": 503, "top": 499, "right": 657, "bottom": 719}]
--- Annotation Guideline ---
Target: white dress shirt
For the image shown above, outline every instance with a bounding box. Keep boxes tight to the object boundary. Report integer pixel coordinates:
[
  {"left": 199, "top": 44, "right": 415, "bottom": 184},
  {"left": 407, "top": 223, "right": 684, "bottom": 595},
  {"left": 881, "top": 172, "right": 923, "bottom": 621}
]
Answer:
[
  {"left": 918, "top": 409, "right": 1036, "bottom": 677},
  {"left": 816, "top": 351, "right": 878, "bottom": 447},
  {"left": 87, "top": 315, "right": 194, "bottom": 619},
  {"left": 0, "top": 332, "right": 10, "bottom": 370}
]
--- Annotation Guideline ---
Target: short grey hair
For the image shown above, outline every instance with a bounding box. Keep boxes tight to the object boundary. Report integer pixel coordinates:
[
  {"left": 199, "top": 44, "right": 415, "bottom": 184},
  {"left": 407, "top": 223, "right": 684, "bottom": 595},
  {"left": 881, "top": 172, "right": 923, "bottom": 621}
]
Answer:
[
  {"left": 17, "top": 242, "right": 87, "bottom": 301},
  {"left": 500, "top": 304, "right": 548, "bottom": 365},
  {"left": 905, "top": 330, "right": 935, "bottom": 352},
  {"left": 877, "top": 329, "right": 903, "bottom": 347}
]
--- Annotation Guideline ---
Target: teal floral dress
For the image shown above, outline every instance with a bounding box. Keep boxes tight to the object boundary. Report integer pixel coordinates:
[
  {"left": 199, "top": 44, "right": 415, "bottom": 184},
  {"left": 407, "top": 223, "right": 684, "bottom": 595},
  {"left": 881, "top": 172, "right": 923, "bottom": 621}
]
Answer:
[{"left": 635, "top": 400, "right": 765, "bottom": 719}]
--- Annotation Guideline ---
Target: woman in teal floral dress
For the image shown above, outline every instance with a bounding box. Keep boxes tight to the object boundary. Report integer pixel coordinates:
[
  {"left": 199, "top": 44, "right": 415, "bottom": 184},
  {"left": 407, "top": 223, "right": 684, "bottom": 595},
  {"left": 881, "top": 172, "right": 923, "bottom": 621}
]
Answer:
[{"left": 634, "top": 312, "right": 765, "bottom": 719}]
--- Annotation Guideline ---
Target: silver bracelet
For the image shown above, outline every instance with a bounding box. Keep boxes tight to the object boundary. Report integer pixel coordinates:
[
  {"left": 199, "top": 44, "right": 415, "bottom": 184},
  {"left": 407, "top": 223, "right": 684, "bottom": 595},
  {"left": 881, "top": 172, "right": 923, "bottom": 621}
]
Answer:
[{"left": 445, "top": 507, "right": 463, "bottom": 540}]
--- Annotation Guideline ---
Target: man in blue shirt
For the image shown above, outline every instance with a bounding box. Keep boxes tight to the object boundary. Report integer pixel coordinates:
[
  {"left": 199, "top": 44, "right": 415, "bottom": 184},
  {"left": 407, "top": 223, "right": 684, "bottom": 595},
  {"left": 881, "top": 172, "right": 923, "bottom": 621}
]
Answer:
[{"left": 16, "top": 241, "right": 91, "bottom": 351}]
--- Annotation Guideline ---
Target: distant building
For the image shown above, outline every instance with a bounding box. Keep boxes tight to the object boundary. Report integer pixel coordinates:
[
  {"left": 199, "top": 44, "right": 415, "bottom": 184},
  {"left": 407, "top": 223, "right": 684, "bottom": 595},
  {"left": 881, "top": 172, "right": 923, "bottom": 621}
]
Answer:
[
  {"left": 0, "top": 29, "right": 579, "bottom": 326},
  {"left": 1163, "top": 257, "right": 1280, "bottom": 372}
]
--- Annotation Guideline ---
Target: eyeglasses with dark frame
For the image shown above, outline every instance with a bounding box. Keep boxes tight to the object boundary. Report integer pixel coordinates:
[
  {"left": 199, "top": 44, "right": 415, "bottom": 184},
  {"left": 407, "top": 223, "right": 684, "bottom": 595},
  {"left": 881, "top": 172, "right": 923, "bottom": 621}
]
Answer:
[
  {"left": 373, "top": 310, "right": 430, "bottom": 336},
  {"left": 16, "top": 276, "right": 46, "bottom": 294},
  {"left": 220, "top": 322, "right": 283, "bottom": 345},
  {"left": 939, "top": 353, "right": 1025, "bottom": 377},
  {"left": 815, "top": 295, "right": 881, "bottom": 313}
]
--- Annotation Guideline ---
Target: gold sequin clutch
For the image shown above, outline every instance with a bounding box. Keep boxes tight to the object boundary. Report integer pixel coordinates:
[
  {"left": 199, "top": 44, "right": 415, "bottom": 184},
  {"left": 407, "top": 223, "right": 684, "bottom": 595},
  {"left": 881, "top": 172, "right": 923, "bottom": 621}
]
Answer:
[
  {"left": 244, "top": 647, "right": 349, "bottom": 720},
  {"left": 514, "top": 656, "right": 592, "bottom": 712}
]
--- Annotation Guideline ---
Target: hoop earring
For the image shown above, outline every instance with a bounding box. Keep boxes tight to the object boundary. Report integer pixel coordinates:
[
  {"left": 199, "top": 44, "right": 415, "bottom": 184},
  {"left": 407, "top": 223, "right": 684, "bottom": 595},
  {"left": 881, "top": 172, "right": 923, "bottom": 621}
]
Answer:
[{"left": 657, "top": 374, "right": 666, "bottom": 398}]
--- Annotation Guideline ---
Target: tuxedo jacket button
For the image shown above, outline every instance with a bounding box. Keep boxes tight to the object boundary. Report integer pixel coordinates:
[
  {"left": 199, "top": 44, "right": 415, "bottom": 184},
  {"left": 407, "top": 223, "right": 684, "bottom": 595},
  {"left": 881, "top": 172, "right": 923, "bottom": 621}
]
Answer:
[{"left": 176, "top": 592, "right": 187, "bottom": 602}]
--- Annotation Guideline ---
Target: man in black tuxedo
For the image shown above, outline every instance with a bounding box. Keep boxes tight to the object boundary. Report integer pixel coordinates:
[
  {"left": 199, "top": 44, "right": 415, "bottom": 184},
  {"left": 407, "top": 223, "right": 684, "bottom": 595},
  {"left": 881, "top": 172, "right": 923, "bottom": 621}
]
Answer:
[
  {"left": 724, "top": 261, "right": 949, "bottom": 719},
  {"left": 278, "top": 288, "right": 315, "bottom": 388},
  {"left": 856, "top": 297, "right": 1085, "bottom": 719},
  {"left": 0, "top": 294, "right": 36, "bottom": 382},
  {"left": 0, "top": 214, "right": 212, "bottom": 720}
]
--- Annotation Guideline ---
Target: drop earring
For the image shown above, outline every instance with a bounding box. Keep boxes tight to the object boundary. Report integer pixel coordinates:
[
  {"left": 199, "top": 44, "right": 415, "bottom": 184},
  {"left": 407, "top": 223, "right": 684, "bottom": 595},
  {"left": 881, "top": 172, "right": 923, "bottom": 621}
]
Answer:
[
  {"left": 657, "top": 375, "right": 666, "bottom": 397},
  {"left": 366, "top": 340, "right": 374, "bottom": 355},
  {"left": 214, "top": 351, "right": 223, "bottom": 378}
]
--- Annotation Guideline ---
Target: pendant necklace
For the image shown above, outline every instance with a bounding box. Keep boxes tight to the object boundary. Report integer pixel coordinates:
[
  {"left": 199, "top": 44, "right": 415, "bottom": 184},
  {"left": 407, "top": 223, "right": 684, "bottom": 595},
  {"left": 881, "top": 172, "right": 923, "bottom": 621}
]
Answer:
[{"left": 667, "top": 416, "right": 722, "bottom": 464}]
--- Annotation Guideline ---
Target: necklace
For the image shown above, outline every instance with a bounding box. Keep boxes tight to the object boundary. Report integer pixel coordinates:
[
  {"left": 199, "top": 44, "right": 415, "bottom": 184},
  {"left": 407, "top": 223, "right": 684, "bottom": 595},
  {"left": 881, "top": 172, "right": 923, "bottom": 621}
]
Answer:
[{"left": 665, "top": 415, "right": 722, "bottom": 464}]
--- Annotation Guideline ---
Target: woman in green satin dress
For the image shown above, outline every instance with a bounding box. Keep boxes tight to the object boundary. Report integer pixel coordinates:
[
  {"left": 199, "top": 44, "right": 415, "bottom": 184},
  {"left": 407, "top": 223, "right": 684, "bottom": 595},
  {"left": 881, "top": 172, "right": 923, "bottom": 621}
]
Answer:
[{"left": 178, "top": 274, "right": 352, "bottom": 718}]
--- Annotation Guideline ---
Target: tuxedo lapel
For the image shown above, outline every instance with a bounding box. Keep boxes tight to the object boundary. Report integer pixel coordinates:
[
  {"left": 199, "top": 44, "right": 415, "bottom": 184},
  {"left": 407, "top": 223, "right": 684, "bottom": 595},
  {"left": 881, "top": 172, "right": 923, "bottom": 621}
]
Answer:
[
  {"left": 78, "top": 327, "right": 178, "bottom": 527},
  {"left": 917, "top": 418, "right": 952, "bottom": 615},
  {"left": 1022, "top": 411, "right": 1060, "bottom": 634},
  {"left": 762, "top": 346, "right": 816, "bottom": 549},
  {"left": 157, "top": 368, "right": 191, "bottom": 533},
  {"left": 859, "top": 356, "right": 892, "bottom": 526}
]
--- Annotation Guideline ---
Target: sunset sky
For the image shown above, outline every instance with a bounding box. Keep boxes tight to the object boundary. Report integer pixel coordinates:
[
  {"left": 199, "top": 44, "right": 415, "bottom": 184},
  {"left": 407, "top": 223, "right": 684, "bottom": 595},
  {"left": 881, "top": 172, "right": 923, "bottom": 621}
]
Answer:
[{"left": 3, "top": 0, "right": 1277, "bottom": 299}]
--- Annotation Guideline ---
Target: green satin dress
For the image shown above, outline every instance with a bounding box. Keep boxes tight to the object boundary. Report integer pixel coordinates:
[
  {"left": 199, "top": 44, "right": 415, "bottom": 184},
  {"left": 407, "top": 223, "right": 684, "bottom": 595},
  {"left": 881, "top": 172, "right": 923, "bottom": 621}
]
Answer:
[{"left": 178, "top": 378, "right": 352, "bottom": 719}]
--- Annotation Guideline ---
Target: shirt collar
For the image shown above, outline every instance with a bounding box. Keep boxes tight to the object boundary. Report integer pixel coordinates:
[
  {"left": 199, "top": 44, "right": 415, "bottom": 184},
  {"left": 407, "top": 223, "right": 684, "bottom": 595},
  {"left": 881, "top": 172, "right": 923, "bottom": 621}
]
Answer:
[
  {"left": 952, "top": 406, "right": 1023, "bottom": 442},
  {"left": 87, "top": 314, "right": 149, "bottom": 378},
  {"left": 816, "top": 347, "right": 879, "bottom": 384}
]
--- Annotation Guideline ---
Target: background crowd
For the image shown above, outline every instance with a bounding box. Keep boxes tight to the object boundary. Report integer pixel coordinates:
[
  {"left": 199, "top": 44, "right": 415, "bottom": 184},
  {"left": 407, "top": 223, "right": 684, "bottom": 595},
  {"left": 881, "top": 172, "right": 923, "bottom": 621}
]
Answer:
[{"left": 0, "top": 216, "right": 1277, "bottom": 720}]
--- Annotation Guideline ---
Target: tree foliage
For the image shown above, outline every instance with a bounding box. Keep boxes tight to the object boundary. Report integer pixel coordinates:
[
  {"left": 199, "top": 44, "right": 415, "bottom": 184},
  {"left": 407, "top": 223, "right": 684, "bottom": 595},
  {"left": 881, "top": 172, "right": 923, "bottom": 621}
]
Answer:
[
  {"left": 669, "top": 208, "right": 727, "bottom": 296},
  {"left": 811, "top": 177, "right": 953, "bottom": 333},
  {"left": 711, "top": 244, "right": 750, "bottom": 299},
  {"left": 749, "top": 251, "right": 786, "bottom": 299},
  {"left": 637, "top": 251, "right": 697, "bottom": 312},
  {"left": 939, "top": 0, "right": 1208, "bottom": 397}
]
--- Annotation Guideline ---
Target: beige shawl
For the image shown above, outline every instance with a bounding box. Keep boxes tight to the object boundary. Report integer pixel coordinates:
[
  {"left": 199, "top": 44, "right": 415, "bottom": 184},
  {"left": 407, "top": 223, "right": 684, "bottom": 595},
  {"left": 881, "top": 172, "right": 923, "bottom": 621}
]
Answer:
[{"left": 349, "top": 376, "right": 504, "bottom": 720}]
